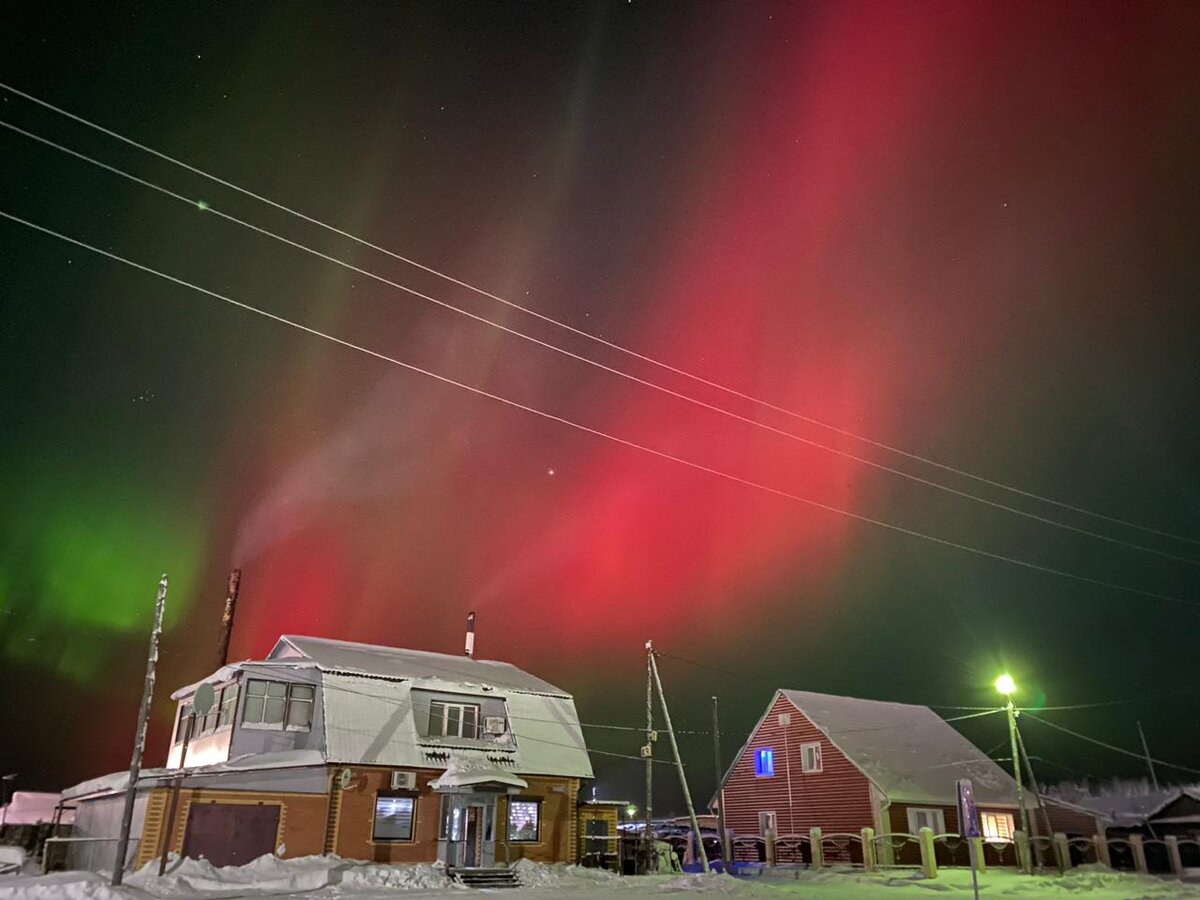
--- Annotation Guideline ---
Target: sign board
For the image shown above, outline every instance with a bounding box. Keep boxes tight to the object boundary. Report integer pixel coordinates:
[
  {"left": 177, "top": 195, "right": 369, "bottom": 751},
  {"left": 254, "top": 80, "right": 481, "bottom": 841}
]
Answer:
[{"left": 957, "top": 778, "right": 980, "bottom": 838}]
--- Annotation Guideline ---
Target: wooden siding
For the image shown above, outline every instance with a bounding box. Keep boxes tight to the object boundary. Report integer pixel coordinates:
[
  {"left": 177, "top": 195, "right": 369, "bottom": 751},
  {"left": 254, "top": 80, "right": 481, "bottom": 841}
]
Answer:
[
  {"left": 887, "top": 802, "right": 1024, "bottom": 868},
  {"left": 721, "top": 693, "right": 874, "bottom": 841},
  {"left": 1039, "top": 802, "right": 1103, "bottom": 838}
]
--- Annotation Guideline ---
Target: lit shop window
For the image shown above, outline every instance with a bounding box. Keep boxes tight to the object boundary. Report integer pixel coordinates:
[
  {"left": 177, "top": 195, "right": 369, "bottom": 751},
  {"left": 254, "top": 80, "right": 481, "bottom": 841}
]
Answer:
[
  {"left": 508, "top": 800, "right": 541, "bottom": 842},
  {"left": 373, "top": 795, "right": 416, "bottom": 842}
]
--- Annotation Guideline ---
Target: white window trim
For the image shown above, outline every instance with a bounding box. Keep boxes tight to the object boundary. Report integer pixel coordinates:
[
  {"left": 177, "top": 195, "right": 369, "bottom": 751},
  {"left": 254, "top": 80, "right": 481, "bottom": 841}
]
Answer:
[
  {"left": 906, "top": 808, "right": 946, "bottom": 835},
  {"left": 429, "top": 700, "right": 482, "bottom": 739},
  {"left": 800, "top": 741, "right": 823, "bottom": 774}
]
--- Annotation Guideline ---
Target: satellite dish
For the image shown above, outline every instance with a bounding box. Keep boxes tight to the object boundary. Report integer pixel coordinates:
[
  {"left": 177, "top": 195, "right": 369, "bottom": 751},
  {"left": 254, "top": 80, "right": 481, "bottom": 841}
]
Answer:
[
  {"left": 338, "top": 768, "right": 354, "bottom": 790},
  {"left": 193, "top": 683, "right": 216, "bottom": 716}
]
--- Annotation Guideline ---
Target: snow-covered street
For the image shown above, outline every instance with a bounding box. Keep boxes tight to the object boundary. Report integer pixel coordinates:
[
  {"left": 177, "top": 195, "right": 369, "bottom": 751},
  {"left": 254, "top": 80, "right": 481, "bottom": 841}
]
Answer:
[{"left": 3, "top": 858, "right": 1200, "bottom": 900}]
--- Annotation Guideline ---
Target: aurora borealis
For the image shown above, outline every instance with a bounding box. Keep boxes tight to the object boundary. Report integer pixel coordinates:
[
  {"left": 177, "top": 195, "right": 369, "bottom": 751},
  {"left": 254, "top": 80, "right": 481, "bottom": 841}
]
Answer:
[{"left": 3, "top": 1, "right": 1200, "bottom": 804}]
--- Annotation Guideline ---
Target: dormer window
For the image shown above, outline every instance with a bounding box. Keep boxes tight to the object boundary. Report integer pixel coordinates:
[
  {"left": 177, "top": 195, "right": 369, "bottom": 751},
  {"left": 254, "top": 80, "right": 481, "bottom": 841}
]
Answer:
[
  {"left": 242, "top": 679, "right": 314, "bottom": 731},
  {"left": 429, "top": 700, "right": 480, "bottom": 739}
]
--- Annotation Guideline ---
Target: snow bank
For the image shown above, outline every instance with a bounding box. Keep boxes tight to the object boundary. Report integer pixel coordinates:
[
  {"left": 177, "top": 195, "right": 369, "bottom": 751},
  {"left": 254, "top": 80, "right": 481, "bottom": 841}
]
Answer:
[
  {"left": 512, "top": 859, "right": 620, "bottom": 887},
  {"left": 0, "top": 871, "right": 133, "bottom": 900}
]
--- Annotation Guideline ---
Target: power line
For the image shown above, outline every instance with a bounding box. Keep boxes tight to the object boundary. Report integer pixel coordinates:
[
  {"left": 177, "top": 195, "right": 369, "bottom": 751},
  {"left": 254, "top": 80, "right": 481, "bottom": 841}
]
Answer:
[
  {"left": 1022, "top": 713, "right": 1200, "bottom": 777},
  {"left": 1017, "top": 688, "right": 1199, "bottom": 712},
  {"left": 4, "top": 118, "right": 1197, "bottom": 570},
  {"left": 2, "top": 82, "right": 1200, "bottom": 549},
  {"left": 4, "top": 208, "right": 1200, "bottom": 614}
]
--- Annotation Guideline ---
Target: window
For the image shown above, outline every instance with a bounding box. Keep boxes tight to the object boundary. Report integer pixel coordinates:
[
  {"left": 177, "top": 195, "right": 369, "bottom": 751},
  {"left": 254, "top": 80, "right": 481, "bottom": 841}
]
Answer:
[
  {"left": 981, "top": 812, "right": 1014, "bottom": 841},
  {"left": 173, "top": 703, "right": 193, "bottom": 744},
  {"left": 507, "top": 799, "right": 541, "bottom": 842},
  {"left": 217, "top": 684, "right": 239, "bottom": 729},
  {"left": 373, "top": 794, "right": 416, "bottom": 842},
  {"left": 906, "top": 808, "right": 946, "bottom": 835},
  {"left": 758, "top": 811, "right": 777, "bottom": 836},
  {"left": 242, "top": 680, "right": 313, "bottom": 731},
  {"left": 429, "top": 700, "right": 480, "bottom": 739},
  {"left": 754, "top": 747, "right": 775, "bottom": 777},
  {"left": 800, "top": 742, "right": 823, "bottom": 774}
]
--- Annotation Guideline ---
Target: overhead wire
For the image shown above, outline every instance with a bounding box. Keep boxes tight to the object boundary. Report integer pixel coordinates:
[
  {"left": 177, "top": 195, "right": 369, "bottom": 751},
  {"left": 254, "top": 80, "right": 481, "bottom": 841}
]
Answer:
[
  {"left": 0, "top": 84, "right": 1195, "bottom": 549},
  {"left": 3, "top": 207, "right": 1198, "bottom": 614},
  {"left": 3, "top": 117, "right": 1197, "bottom": 569},
  {"left": 1022, "top": 713, "right": 1200, "bottom": 777}
]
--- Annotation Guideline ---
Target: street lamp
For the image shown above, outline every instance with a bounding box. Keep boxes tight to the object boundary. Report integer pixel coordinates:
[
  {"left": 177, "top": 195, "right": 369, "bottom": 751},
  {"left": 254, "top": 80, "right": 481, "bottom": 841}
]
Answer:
[{"left": 995, "top": 676, "right": 1030, "bottom": 867}]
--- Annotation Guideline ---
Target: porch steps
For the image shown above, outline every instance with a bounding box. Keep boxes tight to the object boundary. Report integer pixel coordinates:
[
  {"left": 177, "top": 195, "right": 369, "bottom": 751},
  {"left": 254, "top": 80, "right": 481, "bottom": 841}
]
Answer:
[{"left": 451, "top": 866, "right": 521, "bottom": 889}]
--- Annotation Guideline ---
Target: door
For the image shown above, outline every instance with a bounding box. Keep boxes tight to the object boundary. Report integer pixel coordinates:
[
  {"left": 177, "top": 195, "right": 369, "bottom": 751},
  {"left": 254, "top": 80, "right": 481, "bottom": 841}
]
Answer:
[
  {"left": 182, "top": 803, "right": 280, "bottom": 867},
  {"left": 758, "top": 810, "right": 777, "bottom": 835},
  {"left": 464, "top": 807, "right": 480, "bottom": 867}
]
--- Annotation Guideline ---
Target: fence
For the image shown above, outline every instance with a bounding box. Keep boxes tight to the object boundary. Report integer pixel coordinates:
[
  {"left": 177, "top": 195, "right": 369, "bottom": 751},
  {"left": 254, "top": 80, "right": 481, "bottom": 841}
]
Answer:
[
  {"left": 719, "top": 827, "right": 1199, "bottom": 880},
  {"left": 41, "top": 836, "right": 140, "bottom": 875}
]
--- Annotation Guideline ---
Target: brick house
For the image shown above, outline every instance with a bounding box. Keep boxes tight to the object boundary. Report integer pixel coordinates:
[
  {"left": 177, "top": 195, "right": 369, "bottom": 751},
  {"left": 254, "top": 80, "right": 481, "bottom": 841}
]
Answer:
[
  {"left": 64, "top": 635, "right": 592, "bottom": 873},
  {"left": 714, "top": 690, "right": 1044, "bottom": 866}
]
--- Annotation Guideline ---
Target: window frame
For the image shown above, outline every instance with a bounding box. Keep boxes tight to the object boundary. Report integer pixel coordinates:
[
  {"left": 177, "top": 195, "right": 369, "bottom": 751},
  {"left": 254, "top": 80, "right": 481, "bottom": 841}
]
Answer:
[
  {"left": 754, "top": 747, "right": 775, "bottom": 778},
  {"left": 980, "top": 811, "right": 1015, "bottom": 842},
  {"left": 372, "top": 792, "right": 417, "bottom": 843},
  {"left": 428, "top": 699, "right": 482, "bottom": 740},
  {"left": 241, "top": 678, "right": 315, "bottom": 732},
  {"left": 800, "top": 741, "right": 823, "bottom": 774},
  {"left": 906, "top": 807, "right": 946, "bottom": 835},
  {"left": 506, "top": 798, "right": 542, "bottom": 843}
]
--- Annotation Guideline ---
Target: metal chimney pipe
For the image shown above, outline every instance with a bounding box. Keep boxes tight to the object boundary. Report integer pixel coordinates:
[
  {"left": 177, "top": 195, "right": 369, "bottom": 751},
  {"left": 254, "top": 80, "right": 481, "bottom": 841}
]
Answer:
[{"left": 464, "top": 611, "right": 476, "bottom": 658}]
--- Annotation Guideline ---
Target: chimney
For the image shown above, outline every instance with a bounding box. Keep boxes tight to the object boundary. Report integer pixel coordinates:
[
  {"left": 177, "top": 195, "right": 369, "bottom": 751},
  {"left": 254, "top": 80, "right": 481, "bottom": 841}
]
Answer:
[
  {"left": 216, "top": 569, "right": 242, "bottom": 668},
  {"left": 464, "top": 611, "right": 476, "bottom": 658}
]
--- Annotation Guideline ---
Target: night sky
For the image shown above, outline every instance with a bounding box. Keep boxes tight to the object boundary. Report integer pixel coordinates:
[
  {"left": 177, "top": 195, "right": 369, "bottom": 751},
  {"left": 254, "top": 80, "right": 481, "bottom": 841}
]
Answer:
[{"left": 3, "top": 1, "right": 1200, "bottom": 812}]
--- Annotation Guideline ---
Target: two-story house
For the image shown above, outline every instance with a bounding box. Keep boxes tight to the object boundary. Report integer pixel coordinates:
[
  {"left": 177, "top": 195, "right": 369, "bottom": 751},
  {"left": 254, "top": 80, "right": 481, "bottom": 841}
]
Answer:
[{"left": 63, "top": 635, "right": 592, "bottom": 872}]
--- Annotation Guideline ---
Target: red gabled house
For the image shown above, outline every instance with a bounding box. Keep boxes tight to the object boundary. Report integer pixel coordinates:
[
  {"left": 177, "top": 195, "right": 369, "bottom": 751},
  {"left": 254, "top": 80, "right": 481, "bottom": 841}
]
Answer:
[{"left": 715, "top": 690, "right": 1045, "bottom": 866}]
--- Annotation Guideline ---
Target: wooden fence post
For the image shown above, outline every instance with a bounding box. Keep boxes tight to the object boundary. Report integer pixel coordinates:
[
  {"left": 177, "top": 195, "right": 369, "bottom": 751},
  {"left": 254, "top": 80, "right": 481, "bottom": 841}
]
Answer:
[
  {"left": 918, "top": 827, "right": 937, "bottom": 879},
  {"left": 970, "top": 837, "right": 986, "bottom": 874},
  {"left": 1165, "top": 836, "right": 1183, "bottom": 877},
  {"left": 1094, "top": 833, "right": 1111, "bottom": 868},
  {"left": 1129, "top": 835, "right": 1148, "bottom": 875},
  {"left": 1014, "top": 830, "right": 1031, "bottom": 873},
  {"left": 1052, "top": 833, "right": 1070, "bottom": 872},
  {"left": 810, "top": 827, "right": 823, "bottom": 870},
  {"left": 862, "top": 828, "right": 876, "bottom": 871},
  {"left": 765, "top": 829, "right": 777, "bottom": 867}
]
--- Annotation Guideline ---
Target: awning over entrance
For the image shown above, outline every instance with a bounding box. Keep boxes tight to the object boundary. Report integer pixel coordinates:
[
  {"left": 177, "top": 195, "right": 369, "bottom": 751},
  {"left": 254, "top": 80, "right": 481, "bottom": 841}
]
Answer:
[{"left": 429, "top": 758, "right": 528, "bottom": 793}]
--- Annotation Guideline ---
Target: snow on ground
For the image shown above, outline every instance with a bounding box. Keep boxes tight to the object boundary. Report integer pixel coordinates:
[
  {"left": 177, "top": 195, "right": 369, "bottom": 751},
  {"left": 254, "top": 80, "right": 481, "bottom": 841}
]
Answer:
[{"left": 2, "top": 858, "right": 1200, "bottom": 900}]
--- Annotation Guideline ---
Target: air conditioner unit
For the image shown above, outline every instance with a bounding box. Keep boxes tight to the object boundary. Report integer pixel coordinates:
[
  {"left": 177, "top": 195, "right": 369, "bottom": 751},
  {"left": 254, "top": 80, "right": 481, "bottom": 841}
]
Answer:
[
  {"left": 484, "top": 716, "right": 507, "bottom": 735},
  {"left": 390, "top": 770, "right": 417, "bottom": 790}
]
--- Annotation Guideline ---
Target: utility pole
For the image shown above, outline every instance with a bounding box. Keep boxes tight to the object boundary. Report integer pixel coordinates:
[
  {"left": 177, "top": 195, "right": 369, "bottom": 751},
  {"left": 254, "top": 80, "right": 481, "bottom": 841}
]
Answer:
[
  {"left": 1137, "top": 722, "right": 1160, "bottom": 791},
  {"left": 644, "top": 641, "right": 654, "bottom": 874},
  {"left": 1014, "top": 726, "right": 1048, "bottom": 868},
  {"left": 712, "top": 696, "right": 727, "bottom": 866},
  {"left": 112, "top": 574, "right": 168, "bottom": 886},
  {"left": 648, "top": 647, "right": 710, "bottom": 873},
  {"left": 215, "top": 569, "right": 241, "bottom": 669},
  {"left": 1004, "top": 696, "right": 1031, "bottom": 868}
]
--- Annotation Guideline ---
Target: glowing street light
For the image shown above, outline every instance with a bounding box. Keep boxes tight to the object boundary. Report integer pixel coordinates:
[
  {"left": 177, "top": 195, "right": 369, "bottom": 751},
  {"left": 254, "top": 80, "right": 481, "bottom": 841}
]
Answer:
[{"left": 996, "top": 674, "right": 1031, "bottom": 869}]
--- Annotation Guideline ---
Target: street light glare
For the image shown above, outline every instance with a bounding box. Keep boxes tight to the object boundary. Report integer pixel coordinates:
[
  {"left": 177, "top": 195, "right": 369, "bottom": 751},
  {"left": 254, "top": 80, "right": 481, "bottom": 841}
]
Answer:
[{"left": 994, "top": 674, "right": 1016, "bottom": 695}]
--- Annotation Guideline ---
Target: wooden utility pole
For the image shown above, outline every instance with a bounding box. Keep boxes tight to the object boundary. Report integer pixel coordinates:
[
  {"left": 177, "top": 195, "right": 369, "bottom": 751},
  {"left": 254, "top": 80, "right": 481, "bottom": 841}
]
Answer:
[
  {"left": 1004, "top": 697, "right": 1031, "bottom": 871},
  {"left": 112, "top": 574, "right": 168, "bottom": 886},
  {"left": 1014, "top": 726, "right": 1048, "bottom": 868},
  {"left": 215, "top": 569, "right": 241, "bottom": 668},
  {"left": 644, "top": 641, "right": 655, "bottom": 873},
  {"left": 648, "top": 647, "right": 710, "bottom": 873},
  {"left": 157, "top": 713, "right": 195, "bottom": 876},
  {"left": 1137, "top": 722, "right": 1160, "bottom": 791},
  {"left": 712, "top": 696, "right": 728, "bottom": 866}
]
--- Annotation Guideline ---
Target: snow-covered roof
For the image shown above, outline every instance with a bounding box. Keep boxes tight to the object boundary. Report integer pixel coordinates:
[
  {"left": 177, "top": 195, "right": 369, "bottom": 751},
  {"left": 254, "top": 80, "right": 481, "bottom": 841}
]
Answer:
[
  {"left": 774, "top": 690, "right": 1025, "bottom": 807},
  {"left": 63, "top": 750, "right": 327, "bottom": 800},
  {"left": 321, "top": 672, "right": 592, "bottom": 777},
  {"left": 271, "top": 635, "right": 569, "bottom": 696},
  {"left": 429, "top": 758, "right": 529, "bottom": 792}
]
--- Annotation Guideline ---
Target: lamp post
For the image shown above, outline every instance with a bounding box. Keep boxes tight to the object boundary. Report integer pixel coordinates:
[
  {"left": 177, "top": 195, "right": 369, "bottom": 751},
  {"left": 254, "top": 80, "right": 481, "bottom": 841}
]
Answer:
[{"left": 995, "top": 675, "right": 1030, "bottom": 861}]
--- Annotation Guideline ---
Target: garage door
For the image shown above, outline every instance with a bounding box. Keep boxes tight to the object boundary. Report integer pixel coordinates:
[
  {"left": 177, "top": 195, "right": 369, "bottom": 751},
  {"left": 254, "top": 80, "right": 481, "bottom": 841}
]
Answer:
[{"left": 182, "top": 802, "right": 281, "bottom": 867}]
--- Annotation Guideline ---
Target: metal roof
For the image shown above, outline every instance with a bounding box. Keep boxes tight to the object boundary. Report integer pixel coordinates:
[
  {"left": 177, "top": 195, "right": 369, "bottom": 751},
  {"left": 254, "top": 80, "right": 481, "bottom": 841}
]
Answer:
[
  {"left": 272, "top": 635, "right": 570, "bottom": 696},
  {"left": 778, "top": 690, "right": 1026, "bottom": 807}
]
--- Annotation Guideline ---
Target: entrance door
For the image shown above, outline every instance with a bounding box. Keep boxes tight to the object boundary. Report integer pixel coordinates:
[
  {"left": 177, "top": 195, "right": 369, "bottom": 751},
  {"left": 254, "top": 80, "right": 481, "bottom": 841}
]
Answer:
[
  {"left": 464, "top": 807, "right": 480, "bottom": 867},
  {"left": 182, "top": 803, "right": 280, "bottom": 867}
]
